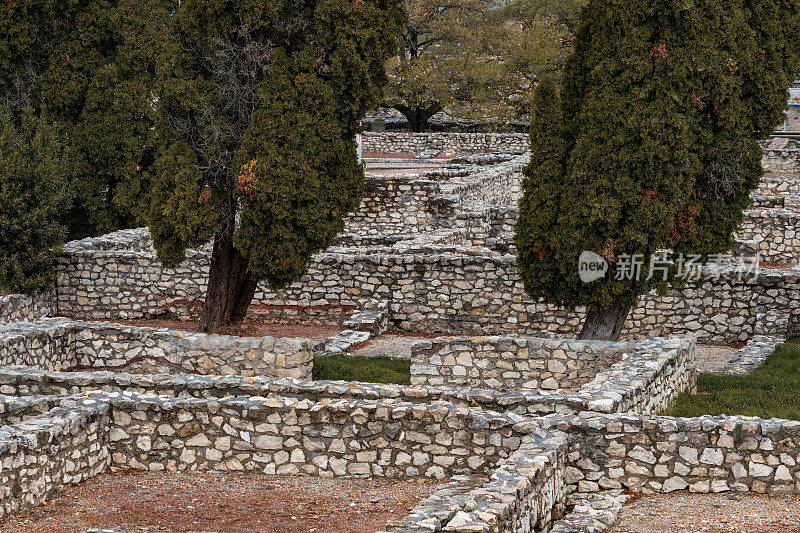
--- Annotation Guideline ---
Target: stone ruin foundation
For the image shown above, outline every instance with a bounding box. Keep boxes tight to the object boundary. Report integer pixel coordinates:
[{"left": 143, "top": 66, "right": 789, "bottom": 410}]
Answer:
[{"left": 0, "top": 135, "right": 799, "bottom": 531}]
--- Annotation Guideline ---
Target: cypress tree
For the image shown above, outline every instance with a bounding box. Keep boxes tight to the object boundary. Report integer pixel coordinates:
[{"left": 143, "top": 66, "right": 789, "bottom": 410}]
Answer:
[
  {"left": 0, "top": 111, "right": 70, "bottom": 293},
  {"left": 1, "top": 0, "right": 162, "bottom": 239},
  {"left": 516, "top": 0, "right": 800, "bottom": 340},
  {"left": 148, "top": 0, "right": 405, "bottom": 332}
]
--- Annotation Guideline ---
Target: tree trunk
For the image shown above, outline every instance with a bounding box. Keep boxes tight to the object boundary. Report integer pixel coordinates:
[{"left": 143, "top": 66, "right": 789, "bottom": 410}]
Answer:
[
  {"left": 577, "top": 300, "right": 633, "bottom": 341},
  {"left": 198, "top": 231, "right": 258, "bottom": 333},
  {"left": 391, "top": 103, "right": 443, "bottom": 133}
]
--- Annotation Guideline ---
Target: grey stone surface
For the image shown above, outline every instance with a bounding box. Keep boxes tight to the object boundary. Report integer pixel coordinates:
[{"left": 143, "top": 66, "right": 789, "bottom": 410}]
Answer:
[
  {"left": 0, "top": 318, "right": 312, "bottom": 380},
  {"left": 361, "top": 132, "right": 530, "bottom": 155}
]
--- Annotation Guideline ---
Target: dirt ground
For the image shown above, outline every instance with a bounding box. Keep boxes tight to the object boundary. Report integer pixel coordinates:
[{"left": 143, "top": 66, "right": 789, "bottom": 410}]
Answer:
[
  {"left": 610, "top": 492, "right": 800, "bottom": 533},
  {"left": 0, "top": 472, "right": 440, "bottom": 533},
  {"left": 111, "top": 318, "right": 341, "bottom": 340}
]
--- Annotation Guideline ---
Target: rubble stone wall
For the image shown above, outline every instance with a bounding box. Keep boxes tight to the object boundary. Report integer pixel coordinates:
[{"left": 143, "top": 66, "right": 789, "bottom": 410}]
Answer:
[
  {"left": 762, "top": 148, "right": 800, "bottom": 172},
  {"left": 410, "top": 336, "right": 626, "bottom": 391},
  {"left": 345, "top": 175, "right": 441, "bottom": 235},
  {"left": 438, "top": 156, "right": 526, "bottom": 207},
  {"left": 540, "top": 414, "right": 800, "bottom": 498},
  {"left": 739, "top": 209, "right": 800, "bottom": 264},
  {"left": 0, "top": 406, "right": 110, "bottom": 521},
  {"left": 0, "top": 290, "right": 55, "bottom": 323},
  {"left": 107, "top": 394, "right": 532, "bottom": 479},
  {"left": 382, "top": 429, "right": 567, "bottom": 533},
  {"left": 57, "top": 235, "right": 796, "bottom": 343},
  {"left": 0, "top": 318, "right": 312, "bottom": 380},
  {"left": 0, "top": 335, "right": 694, "bottom": 418},
  {"left": 362, "top": 132, "right": 529, "bottom": 155}
]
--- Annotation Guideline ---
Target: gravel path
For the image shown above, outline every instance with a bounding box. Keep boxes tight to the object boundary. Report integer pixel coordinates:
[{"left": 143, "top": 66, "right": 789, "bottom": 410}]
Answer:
[
  {"left": 609, "top": 492, "right": 800, "bottom": 533},
  {"left": 349, "top": 332, "right": 449, "bottom": 359},
  {"left": 696, "top": 344, "right": 739, "bottom": 374},
  {"left": 0, "top": 472, "right": 440, "bottom": 533}
]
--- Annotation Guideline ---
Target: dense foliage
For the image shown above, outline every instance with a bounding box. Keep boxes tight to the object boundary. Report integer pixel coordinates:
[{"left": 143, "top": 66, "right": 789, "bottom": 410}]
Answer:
[
  {"left": 149, "top": 0, "right": 404, "bottom": 330},
  {"left": 0, "top": 0, "right": 160, "bottom": 239},
  {"left": 516, "top": 0, "right": 800, "bottom": 339},
  {"left": 0, "top": 112, "right": 70, "bottom": 293},
  {"left": 384, "top": 0, "right": 583, "bottom": 131}
]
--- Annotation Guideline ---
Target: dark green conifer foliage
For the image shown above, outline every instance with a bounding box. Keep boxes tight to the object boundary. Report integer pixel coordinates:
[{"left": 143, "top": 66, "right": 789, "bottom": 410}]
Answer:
[
  {"left": 0, "top": 112, "right": 70, "bottom": 293},
  {"left": 1, "top": 0, "right": 163, "bottom": 239},
  {"left": 516, "top": 0, "right": 800, "bottom": 340},
  {"left": 149, "top": 0, "right": 405, "bottom": 332}
]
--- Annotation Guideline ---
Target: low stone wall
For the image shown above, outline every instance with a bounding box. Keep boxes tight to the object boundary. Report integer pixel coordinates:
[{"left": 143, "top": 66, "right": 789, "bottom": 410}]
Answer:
[
  {"left": 0, "top": 395, "right": 63, "bottom": 425},
  {"left": 346, "top": 174, "right": 442, "bottom": 235},
  {"left": 362, "top": 132, "right": 529, "bottom": 155},
  {"left": 54, "top": 230, "right": 800, "bottom": 343},
  {"left": 0, "top": 335, "right": 695, "bottom": 417},
  {"left": 0, "top": 318, "right": 312, "bottom": 380},
  {"left": 438, "top": 155, "right": 526, "bottom": 206},
  {"left": 0, "top": 290, "right": 55, "bottom": 323},
  {"left": 382, "top": 428, "right": 567, "bottom": 533},
  {"left": 0, "top": 405, "right": 110, "bottom": 520},
  {"left": 763, "top": 148, "right": 800, "bottom": 172},
  {"left": 410, "top": 336, "right": 626, "bottom": 392},
  {"left": 739, "top": 209, "right": 800, "bottom": 264},
  {"left": 107, "top": 393, "right": 531, "bottom": 479},
  {"left": 541, "top": 414, "right": 800, "bottom": 498}
]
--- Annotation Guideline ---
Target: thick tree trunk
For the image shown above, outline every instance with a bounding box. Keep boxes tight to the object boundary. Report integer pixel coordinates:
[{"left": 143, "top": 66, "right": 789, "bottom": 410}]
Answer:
[
  {"left": 391, "top": 103, "right": 443, "bottom": 133},
  {"left": 198, "top": 231, "right": 258, "bottom": 333},
  {"left": 577, "top": 300, "right": 633, "bottom": 341}
]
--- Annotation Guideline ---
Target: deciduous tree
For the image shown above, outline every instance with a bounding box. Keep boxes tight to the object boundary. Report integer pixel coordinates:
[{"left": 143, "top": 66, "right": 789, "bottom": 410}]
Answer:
[{"left": 384, "top": 0, "right": 583, "bottom": 132}]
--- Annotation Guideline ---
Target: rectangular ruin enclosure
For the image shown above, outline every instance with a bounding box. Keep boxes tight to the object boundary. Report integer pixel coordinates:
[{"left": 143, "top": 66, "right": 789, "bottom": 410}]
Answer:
[
  {"left": 411, "top": 336, "right": 631, "bottom": 392},
  {"left": 0, "top": 318, "right": 313, "bottom": 379},
  {"left": 0, "top": 392, "right": 567, "bottom": 532}
]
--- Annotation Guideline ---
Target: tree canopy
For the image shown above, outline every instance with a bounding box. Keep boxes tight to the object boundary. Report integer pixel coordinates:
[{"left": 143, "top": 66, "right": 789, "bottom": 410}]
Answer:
[
  {"left": 384, "top": 0, "right": 583, "bottom": 131},
  {"left": 0, "top": 111, "right": 70, "bottom": 293},
  {"left": 148, "top": 0, "right": 405, "bottom": 331},
  {"left": 515, "top": 0, "right": 800, "bottom": 340},
  {"left": 1, "top": 0, "right": 161, "bottom": 239}
]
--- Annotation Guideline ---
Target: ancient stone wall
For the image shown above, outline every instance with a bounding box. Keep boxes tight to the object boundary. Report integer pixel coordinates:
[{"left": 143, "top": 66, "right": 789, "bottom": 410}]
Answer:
[
  {"left": 0, "top": 335, "right": 694, "bottom": 417},
  {"left": 437, "top": 156, "right": 525, "bottom": 206},
  {"left": 107, "top": 394, "right": 531, "bottom": 479},
  {"left": 540, "top": 414, "right": 800, "bottom": 498},
  {"left": 54, "top": 232, "right": 799, "bottom": 343},
  {"left": 0, "top": 405, "right": 110, "bottom": 521},
  {"left": 0, "top": 318, "right": 312, "bottom": 379},
  {"left": 0, "top": 290, "right": 55, "bottom": 323},
  {"left": 410, "top": 336, "right": 625, "bottom": 391},
  {"left": 362, "top": 132, "right": 529, "bottom": 155},
  {"left": 382, "top": 429, "right": 567, "bottom": 533},
  {"left": 345, "top": 174, "right": 442, "bottom": 235},
  {"left": 739, "top": 209, "right": 800, "bottom": 264}
]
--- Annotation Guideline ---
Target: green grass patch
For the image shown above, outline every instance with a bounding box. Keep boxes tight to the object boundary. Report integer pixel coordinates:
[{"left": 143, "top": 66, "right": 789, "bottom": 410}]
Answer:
[
  {"left": 312, "top": 356, "right": 411, "bottom": 385},
  {"left": 663, "top": 338, "right": 800, "bottom": 420}
]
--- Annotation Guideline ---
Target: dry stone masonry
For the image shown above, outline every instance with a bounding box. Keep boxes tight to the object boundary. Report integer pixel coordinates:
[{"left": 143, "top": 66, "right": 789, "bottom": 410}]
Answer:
[
  {"left": 0, "top": 318, "right": 312, "bottom": 379},
  {"left": 0, "top": 134, "right": 798, "bottom": 532}
]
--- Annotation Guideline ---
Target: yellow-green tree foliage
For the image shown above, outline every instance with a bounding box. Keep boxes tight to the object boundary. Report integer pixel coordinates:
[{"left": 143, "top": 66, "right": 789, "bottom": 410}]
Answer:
[{"left": 384, "top": 0, "right": 584, "bottom": 131}]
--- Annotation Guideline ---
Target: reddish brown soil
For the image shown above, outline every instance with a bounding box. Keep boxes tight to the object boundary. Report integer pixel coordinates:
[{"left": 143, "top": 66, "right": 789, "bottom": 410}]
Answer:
[
  {"left": 111, "top": 318, "right": 341, "bottom": 339},
  {"left": 760, "top": 261, "right": 797, "bottom": 269},
  {"left": 362, "top": 152, "right": 416, "bottom": 159},
  {"left": 610, "top": 491, "right": 800, "bottom": 533},
  {"left": 0, "top": 472, "right": 440, "bottom": 533}
]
